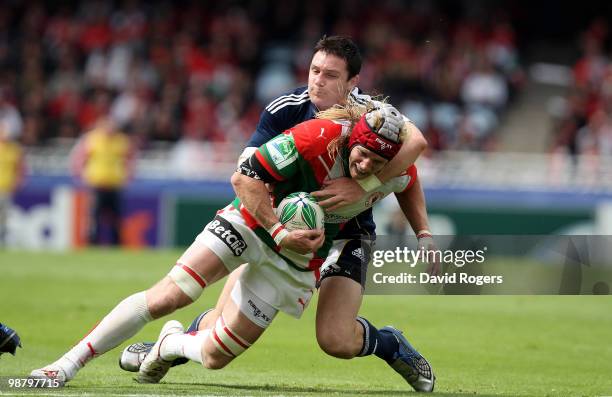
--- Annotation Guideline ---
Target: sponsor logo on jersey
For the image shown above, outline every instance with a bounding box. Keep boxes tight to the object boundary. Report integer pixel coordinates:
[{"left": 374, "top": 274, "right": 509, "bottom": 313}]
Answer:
[
  {"left": 266, "top": 135, "right": 297, "bottom": 169},
  {"left": 247, "top": 299, "right": 272, "bottom": 324},
  {"left": 206, "top": 216, "right": 247, "bottom": 256}
]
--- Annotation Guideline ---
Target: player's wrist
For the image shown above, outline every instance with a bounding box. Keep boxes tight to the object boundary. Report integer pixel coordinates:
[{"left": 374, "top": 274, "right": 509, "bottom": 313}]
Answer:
[
  {"left": 416, "top": 229, "right": 432, "bottom": 239},
  {"left": 356, "top": 174, "right": 382, "bottom": 192},
  {"left": 268, "top": 222, "right": 289, "bottom": 245}
]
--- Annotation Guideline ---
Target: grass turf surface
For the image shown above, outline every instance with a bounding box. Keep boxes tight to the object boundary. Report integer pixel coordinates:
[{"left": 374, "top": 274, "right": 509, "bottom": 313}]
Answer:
[{"left": 0, "top": 249, "right": 610, "bottom": 396}]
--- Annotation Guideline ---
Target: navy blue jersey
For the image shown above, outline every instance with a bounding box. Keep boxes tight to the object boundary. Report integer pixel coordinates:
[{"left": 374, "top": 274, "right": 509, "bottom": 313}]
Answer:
[{"left": 246, "top": 86, "right": 378, "bottom": 240}]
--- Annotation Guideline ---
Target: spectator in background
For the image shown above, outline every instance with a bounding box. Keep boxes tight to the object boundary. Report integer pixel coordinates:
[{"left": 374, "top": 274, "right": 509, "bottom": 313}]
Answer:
[
  {"left": 0, "top": 2, "right": 522, "bottom": 151},
  {"left": 552, "top": 18, "right": 611, "bottom": 158},
  {"left": 0, "top": 123, "right": 25, "bottom": 246},
  {"left": 552, "top": 89, "right": 589, "bottom": 156},
  {"left": 0, "top": 90, "right": 23, "bottom": 141},
  {"left": 71, "top": 117, "right": 134, "bottom": 246}
]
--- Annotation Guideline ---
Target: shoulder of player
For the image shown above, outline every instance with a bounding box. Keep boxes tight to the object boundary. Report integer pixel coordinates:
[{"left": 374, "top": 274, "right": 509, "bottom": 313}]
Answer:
[
  {"left": 288, "top": 119, "right": 345, "bottom": 159},
  {"left": 351, "top": 88, "right": 411, "bottom": 122},
  {"left": 264, "top": 87, "right": 311, "bottom": 115}
]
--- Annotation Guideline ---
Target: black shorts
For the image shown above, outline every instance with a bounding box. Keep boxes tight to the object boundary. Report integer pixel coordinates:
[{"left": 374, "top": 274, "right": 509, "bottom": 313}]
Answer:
[{"left": 318, "top": 239, "right": 373, "bottom": 288}]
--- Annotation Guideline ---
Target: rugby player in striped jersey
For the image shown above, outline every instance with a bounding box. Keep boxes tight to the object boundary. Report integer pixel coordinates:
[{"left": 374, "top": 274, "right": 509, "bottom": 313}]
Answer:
[
  {"left": 125, "top": 36, "right": 437, "bottom": 392},
  {"left": 30, "top": 104, "right": 427, "bottom": 388}
]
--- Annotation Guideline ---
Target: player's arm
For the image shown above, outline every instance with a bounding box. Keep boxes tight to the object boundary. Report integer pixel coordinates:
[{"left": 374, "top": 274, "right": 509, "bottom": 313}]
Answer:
[
  {"left": 394, "top": 168, "right": 439, "bottom": 275},
  {"left": 376, "top": 120, "right": 427, "bottom": 184},
  {"left": 394, "top": 172, "right": 429, "bottom": 235},
  {"left": 313, "top": 108, "right": 427, "bottom": 211},
  {"left": 231, "top": 136, "right": 324, "bottom": 254},
  {"left": 231, "top": 171, "right": 278, "bottom": 228}
]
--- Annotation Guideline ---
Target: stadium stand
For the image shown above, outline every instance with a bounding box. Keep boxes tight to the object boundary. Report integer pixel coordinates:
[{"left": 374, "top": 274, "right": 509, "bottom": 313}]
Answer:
[{"left": 0, "top": 1, "right": 521, "bottom": 154}]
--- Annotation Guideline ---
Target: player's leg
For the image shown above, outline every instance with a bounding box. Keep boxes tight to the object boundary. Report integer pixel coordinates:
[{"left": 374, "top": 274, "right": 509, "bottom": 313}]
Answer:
[
  {"left": 190, "top": 263, "right": 245, "bottom": 331},
  {"left": 88, "top": 188, "right": 102, "bottom": 244},
  {"left": 138, "top": 274, "right": 276, "bottom": 382},
  {"left": 118, "top": 263, "right": 246, "bottom": 372},
  {"left": 30, "top": 240, "right": 228, "bottom": 384},
  {"left": 107, "top": 189, "right": 121, "bottom": 246},
  {"left": 316, "top": 275, "right": 364, "bottom": 358},
  {"left": 316, "top": 239, "right": 435, "bottom": 392}
]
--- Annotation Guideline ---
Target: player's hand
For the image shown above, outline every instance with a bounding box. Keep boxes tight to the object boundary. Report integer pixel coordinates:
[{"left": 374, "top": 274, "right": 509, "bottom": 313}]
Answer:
[
  {"left": 279, "top": 229, "right": 325, "bottom": 254},
  {"left": 366, "top": 104, "right": 403, "bottom": 143},
  {"left": 311, "top": 178, "right": 365, "bottom": 211},
  {"left": 418, "top": 232, "right": 440, "bottom": 276}
]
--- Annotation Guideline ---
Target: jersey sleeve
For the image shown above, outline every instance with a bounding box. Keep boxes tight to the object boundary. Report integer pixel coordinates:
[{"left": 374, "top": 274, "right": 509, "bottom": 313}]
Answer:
[
  {"left": 239, "top": 133, "right": 300, "bottom": 183},
  {"left": 385, "top": 165, "right": 418, "bottom": 193},
  {"left": 398, "top": 165, "right": 418, "bottom": 192},
  {"left": 246, "top": 108, "right": 286, "bottom": 147}
]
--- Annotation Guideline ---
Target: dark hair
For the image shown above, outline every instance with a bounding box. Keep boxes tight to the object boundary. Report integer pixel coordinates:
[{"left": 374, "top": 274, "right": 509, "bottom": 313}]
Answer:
[{"left": 313, "top": 35, "right": 362, "bottom": 80}]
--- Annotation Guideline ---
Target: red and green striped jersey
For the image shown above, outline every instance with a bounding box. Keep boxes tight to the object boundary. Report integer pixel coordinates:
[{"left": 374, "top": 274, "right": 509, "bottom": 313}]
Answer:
[{"left": 237, "top": 118, "right": 352, "bottom": 261}]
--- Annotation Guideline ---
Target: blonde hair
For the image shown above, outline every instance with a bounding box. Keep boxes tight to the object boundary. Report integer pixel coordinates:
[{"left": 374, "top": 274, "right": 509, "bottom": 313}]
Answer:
[{"left": 316, "top": 97, "right": 410, "bottom": 159}]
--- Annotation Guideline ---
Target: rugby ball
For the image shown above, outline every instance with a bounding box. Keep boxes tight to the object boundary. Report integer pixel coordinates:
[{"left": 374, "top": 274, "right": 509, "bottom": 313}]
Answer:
[{"left": 276, "top": 192, "right": 324, "bottom": 231}]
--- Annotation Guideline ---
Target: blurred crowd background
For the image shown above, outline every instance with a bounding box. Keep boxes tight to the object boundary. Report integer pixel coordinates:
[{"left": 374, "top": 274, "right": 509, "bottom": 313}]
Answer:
[
  {"left": 1, "top": 0, "right": 611, "bottom": 154},
  {"left": 0, "top": 0, "right": 557, "bottom": 151},
  {"left": 2, "top": 0, "right": 612, "bottom": 248}
]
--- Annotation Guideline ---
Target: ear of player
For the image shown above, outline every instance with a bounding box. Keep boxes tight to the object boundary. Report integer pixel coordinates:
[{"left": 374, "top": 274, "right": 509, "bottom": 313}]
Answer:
[{"left": 0, "top": 323, "right": 21, "bottom": 356}]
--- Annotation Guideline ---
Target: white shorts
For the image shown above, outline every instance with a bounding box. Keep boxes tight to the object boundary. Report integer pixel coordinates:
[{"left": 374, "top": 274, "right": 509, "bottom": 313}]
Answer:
[
  {"left": 230, "top": 278, "right": 277, "bottom": 328},
  {"left": 195, "top": 205, "right": 316, "bottom": 318}
]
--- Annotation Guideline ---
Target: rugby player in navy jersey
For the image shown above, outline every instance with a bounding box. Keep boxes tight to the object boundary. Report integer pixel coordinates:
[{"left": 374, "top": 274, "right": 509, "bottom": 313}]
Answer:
[
  {"left": 30, "top": 104, "right": 432, "bottom": 390},
  {"left": 121, "top": 36, "right": 437, "bottom": 392}
]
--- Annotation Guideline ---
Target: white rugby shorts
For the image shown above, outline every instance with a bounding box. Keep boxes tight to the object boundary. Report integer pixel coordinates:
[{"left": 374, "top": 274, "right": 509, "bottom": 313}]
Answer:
[{"left": 195, "top": 204, "right": 316, "bottom": 319}]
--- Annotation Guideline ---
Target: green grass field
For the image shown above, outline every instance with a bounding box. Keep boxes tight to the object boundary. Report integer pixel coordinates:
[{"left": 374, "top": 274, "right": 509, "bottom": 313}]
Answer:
[{"left": 0, "top": 249, "right": 611, "bottom": 396}]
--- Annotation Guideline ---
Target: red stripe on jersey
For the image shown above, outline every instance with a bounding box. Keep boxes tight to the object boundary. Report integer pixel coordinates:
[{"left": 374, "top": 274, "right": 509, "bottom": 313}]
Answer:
[
  {"left": 212, "top": 328, "right": 235, "bottom": 357},
  {"left": 178, "top": 263, "right": 207, "bottom": 288},
  {"left": 239, "top": 204, "right": 259, "bottom": 229},
  {"left": 307, "top": 257, "right": 324, "bottom": 271},
  {"left": 255, "top": 150, "right": 284, "bottom": 181},
  {"left": 220, "top": 316, "right": 249, "bottom": 349}
]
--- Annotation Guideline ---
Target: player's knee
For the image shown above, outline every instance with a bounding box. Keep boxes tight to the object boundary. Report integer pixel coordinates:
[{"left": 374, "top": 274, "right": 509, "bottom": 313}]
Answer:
[
  {"left": 316, "top": 327, "right": 356, "bottom": 359},
  {"left": 166, "top": 262, "right": 208, "bottom": 305},
  {"left": 145, "top": 286, "right": 184, "bottom": 318},
  {"left": 204, "top": 315, "right": 252, "bottom": 367},
  {"left": 147, "top": 265, "right": 206, "bottom": 318}
]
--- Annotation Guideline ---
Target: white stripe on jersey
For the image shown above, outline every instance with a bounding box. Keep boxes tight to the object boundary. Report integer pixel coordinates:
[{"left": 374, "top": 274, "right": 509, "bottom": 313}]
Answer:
[
  {"left": 266, "top": 91, "right": 309, "bottom": 112},
  {"left": 317, "top": 155, "right": 331, "bottom": 174},
  {"left": 265, "top": 91, "right": 309, "bottom": 111},
  {"left": 268, "top": 97, "right": 311, "bottom": 114},
  {"left": 350, "top": 87, "right": 372, "bottom": 106}
]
